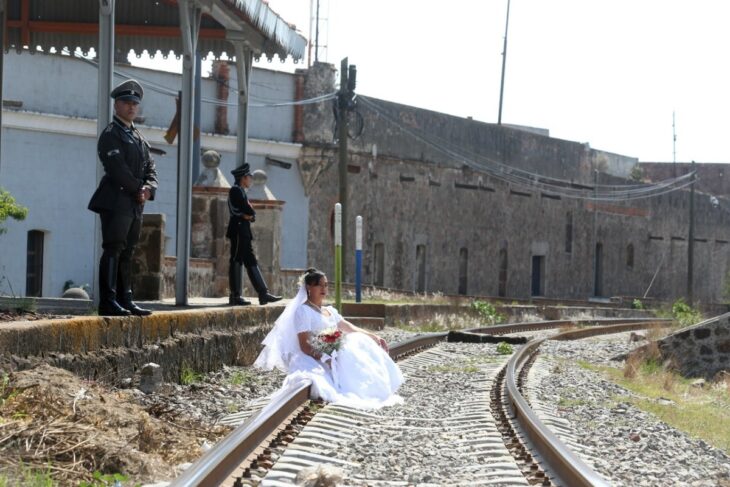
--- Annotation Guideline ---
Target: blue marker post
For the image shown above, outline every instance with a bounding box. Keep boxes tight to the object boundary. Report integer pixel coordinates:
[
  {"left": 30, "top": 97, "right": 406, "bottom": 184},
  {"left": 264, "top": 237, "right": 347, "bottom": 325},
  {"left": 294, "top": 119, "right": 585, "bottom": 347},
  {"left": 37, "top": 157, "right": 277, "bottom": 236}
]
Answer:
[{"left": 355, "top": 215, "right": 362, "bottom": 303}]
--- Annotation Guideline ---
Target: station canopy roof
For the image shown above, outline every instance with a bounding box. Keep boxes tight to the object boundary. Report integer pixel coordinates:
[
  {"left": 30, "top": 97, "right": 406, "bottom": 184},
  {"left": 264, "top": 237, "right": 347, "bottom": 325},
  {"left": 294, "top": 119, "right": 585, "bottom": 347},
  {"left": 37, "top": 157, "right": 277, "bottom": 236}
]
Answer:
[{"left": 5, "top": 0, "right": 307, "bottom": 61}]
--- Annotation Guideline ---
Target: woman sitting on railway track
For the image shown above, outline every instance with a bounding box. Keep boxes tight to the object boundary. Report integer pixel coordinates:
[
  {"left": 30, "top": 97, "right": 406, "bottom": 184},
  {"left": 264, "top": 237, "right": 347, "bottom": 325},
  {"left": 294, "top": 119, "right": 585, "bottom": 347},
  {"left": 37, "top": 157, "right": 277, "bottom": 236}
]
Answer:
[{"left": 254, "top": 268, "right": 404, "bottom": 409}]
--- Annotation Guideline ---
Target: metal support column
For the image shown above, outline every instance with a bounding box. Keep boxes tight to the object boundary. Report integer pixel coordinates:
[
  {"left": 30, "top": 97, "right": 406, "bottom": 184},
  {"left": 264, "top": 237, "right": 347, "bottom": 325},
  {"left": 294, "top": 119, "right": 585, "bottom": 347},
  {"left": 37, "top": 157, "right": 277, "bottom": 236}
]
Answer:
[
  {"left": 192, "top": 50, "right": 202, "bottom": 182},
  {"left": 687, "top": 160, "right": 696, "bottom": 306},
  {"left": 0, "top": 0, "right": 6, "bottom": 177},
  {"left": 175, "top": 0, "right": 201, "bottom": 305},
  {"left": 93, "top": 0, "right": 115, "bottom": 304},
  {"left": 337, "top": 58, "right": 349, "bottom": 280},
  {"left": 230, "top": 37, "right": 253, "bottom": 167}
]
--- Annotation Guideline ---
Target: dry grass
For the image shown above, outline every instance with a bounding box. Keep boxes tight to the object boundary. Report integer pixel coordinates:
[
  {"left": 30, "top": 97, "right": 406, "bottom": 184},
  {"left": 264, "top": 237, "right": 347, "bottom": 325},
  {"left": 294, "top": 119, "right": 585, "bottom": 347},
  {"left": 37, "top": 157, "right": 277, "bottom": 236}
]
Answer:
[
  {"left": 344, "top": 287, "right": 453, "bottom": 304},
  {"left": 0, "top": 365, "right": 229, "bottom": 485},
  {"left": 585, "top": 350, "right": 730, "bottom": 454},
  {"left": 395, "top": 313, "right": 483, "bottom": 332}
]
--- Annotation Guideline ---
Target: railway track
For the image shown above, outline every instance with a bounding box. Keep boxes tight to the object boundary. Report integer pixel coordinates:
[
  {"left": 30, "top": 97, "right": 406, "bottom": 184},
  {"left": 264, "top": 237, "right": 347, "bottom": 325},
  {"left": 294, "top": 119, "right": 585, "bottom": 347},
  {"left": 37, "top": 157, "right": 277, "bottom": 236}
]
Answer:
[{"left": 172, "top": 318, "right": 669, "bottom": 486}]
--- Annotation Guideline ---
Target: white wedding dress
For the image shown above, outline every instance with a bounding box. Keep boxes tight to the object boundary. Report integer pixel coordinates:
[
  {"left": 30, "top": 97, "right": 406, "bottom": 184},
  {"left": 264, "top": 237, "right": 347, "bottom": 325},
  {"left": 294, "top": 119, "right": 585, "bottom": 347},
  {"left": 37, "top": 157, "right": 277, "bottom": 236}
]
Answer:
[{"left": 254, "top": 286, "right": 404, "bottom": 409}]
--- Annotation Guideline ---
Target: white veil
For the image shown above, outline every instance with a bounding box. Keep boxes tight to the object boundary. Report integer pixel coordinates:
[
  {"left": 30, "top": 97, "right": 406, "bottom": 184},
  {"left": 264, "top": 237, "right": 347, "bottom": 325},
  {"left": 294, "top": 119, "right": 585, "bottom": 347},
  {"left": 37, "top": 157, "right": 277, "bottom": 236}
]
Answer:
[{"left": 253, "top": 282, "right": 308, "bottom": 371}]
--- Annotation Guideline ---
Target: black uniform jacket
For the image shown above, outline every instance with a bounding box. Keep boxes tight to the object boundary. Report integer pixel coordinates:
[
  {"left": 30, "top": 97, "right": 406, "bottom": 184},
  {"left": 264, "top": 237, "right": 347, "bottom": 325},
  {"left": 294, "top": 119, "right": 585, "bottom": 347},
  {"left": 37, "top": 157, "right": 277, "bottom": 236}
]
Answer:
[
  {"left": 88, "top": 116, "right": 158, "bottom": 216},
  {"left": 226, "top": 184, "right": 256, "bottom": 240}
]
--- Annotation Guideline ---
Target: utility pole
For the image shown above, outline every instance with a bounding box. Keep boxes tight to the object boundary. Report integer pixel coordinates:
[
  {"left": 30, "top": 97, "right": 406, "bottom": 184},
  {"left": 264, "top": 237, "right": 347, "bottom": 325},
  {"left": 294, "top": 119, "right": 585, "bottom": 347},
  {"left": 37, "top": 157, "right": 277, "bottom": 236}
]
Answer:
[
  {"left": 687, "top": 160, "right": 696, "bottom": 305},
  {"left": 337, "top": 58, "right": 357, "bottom": 279},
  {"left": 672, "top": 111, "right": 677, "bottom": 177},
  {"left": 315, "top": 0, "right": 321, "bottom": 62},
  {"left": 0, "top": 0, "right": 5, "bottom": 176},
  {"left": 497, "top": 0, "right": 511, "bottom": 125}
]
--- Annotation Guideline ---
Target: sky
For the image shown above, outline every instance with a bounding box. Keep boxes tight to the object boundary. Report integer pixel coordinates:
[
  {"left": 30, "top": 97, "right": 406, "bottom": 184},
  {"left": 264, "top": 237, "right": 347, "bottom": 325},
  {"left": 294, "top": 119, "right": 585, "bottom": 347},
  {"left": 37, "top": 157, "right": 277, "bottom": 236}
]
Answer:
[{"left": 134, "top": 0, "right": 730, "bottom": 163}]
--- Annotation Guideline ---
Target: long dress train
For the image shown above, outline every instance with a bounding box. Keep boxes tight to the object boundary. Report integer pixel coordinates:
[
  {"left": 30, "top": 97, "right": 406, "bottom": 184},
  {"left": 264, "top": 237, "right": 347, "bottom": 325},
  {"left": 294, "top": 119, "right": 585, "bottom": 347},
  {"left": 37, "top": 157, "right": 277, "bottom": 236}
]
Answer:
[{"left": 254, "top": 287, "right": 404, "bottom": 410}]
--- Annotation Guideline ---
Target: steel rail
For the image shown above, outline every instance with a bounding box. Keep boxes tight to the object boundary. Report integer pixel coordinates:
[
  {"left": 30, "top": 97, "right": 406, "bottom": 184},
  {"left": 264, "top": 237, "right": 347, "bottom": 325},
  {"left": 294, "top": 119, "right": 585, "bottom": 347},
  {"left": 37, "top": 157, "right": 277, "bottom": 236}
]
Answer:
[
  {"left": 504, "top": 320, "right": 668, "bottom": 486},
  {"left": 171, "top": 381, "right": 311, "bottom": 487},
  {"left": 172, "top": 319, "right": 665, "bottom": 486},
  {"left": 389, "top": 332, "right": 448, "bottom": 359},
  {"left": 171, "top": 332, "right": 447, "bottom": 486}
]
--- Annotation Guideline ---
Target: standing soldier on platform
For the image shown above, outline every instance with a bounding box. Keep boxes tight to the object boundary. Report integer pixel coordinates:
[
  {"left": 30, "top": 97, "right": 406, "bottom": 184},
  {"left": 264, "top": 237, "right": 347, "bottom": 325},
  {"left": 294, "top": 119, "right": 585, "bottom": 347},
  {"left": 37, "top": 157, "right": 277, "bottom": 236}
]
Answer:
[
  {"left": 88, "top": 80, "right": 158, "bottom": 316},
  {"left": 227, "top": 163, "right": 282, "bottom": 306}
]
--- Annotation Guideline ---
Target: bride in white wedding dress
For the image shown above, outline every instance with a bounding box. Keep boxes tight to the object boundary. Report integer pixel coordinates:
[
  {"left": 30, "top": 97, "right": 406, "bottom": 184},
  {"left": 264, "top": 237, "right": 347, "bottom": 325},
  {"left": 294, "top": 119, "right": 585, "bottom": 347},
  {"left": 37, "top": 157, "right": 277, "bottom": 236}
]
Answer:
[{"left": 254, "top": 268, "right": 404, "bottom": 409}]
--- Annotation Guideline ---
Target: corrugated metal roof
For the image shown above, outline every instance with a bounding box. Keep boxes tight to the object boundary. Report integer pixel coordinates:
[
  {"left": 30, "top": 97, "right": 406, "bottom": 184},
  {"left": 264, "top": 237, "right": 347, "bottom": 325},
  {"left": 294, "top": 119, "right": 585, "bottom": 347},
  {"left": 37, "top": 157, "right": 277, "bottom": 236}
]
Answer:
[
  {"left": 229, "top": 0, "right": 306, "bottom": 59},
  {"left": 5, "top": 0, "right": 307, "bottom": 61}
]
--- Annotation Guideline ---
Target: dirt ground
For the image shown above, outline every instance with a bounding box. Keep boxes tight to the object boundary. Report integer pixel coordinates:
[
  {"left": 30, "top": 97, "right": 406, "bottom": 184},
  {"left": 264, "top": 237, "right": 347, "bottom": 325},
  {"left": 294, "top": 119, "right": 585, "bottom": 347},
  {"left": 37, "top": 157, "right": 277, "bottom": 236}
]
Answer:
[
  {"left": 0, "top": 310, "right": 74, "bottom": 323},
  {"left": 0, "top": 364, "right": 230, "bottom": 485}
]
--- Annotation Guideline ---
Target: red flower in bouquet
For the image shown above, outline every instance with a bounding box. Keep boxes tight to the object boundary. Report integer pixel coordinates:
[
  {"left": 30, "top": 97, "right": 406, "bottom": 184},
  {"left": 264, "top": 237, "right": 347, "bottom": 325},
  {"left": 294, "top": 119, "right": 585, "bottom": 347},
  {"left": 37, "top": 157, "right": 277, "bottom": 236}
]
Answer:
[{"left": 309, "top": 328, "right": 344, "bottom": 356}]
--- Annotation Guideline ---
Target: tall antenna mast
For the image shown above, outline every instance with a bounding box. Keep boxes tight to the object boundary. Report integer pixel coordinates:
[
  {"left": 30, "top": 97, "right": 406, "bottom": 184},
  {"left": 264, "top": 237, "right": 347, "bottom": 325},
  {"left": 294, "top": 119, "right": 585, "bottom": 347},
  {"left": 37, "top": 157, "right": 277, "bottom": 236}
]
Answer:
[
  {"left": 672, "top": 110, "right": 677, "bottom": 164},
  {"left": 308, "top": 0, "right": 329, "bottom": 65},
  {"left": 497, "top": 0, "right": 511, "bottom": 125}
]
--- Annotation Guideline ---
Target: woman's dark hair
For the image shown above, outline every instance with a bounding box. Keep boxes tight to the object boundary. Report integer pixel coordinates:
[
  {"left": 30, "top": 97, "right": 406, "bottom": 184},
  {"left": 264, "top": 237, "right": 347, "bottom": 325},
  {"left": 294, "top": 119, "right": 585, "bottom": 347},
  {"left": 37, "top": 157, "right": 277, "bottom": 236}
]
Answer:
[{"left": 303, "top": 267, "right": 326, "bottom": 287}]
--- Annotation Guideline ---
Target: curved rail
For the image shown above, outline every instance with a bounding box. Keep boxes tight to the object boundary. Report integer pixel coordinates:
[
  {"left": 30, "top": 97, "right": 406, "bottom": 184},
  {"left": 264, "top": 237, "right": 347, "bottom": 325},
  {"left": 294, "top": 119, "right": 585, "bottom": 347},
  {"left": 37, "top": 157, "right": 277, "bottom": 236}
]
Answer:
[
  {"left": 173, "top": 318, "right": 666, "bottom": 486},
  {"left": 172, "top": 382, "right": 311, "bottom": 487},
  {"left": 504, "top": 321, "right": 664, "bottom": 486},
  {"left": 172, "top": 332, "right": 447, "bottom": 486}
]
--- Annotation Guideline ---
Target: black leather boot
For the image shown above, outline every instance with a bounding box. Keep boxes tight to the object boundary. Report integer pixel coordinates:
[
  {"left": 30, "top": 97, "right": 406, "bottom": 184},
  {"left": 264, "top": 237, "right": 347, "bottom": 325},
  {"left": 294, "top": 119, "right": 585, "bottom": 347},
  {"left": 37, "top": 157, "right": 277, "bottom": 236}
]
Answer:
[
  {"left": 229, "top": 263, "right": 251, "bottom": 305},
  {"left": 246, "top": 265, "right": 282, "bottom": 305},
  {"left": 98, "top": 254, "right": 131, "bottom": 316},
  {"left": 118, "top": 291, "right": 153, "bottom": 316},
  {"left": 116, "top": 257, "right": 152, "bottom": 316}
]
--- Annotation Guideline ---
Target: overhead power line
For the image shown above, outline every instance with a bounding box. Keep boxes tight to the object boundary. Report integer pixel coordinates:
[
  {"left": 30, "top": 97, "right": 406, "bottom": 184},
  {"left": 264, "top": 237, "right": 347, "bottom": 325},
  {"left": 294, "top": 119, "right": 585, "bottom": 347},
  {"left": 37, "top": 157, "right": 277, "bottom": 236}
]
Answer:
[{"left": 359, "top": 96, "right": 695, "bottom": 202}]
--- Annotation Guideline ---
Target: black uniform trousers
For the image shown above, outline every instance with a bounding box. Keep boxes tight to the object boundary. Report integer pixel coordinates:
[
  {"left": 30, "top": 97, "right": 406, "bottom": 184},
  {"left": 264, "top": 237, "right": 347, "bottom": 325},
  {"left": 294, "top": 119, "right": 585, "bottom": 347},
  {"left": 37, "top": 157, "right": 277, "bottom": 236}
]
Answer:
[
  {"left": 99, "top": 210, "right": 142, "bottom": 299},
  {"left": 229, "top": 233, "right": 258, "bottom": 267}
]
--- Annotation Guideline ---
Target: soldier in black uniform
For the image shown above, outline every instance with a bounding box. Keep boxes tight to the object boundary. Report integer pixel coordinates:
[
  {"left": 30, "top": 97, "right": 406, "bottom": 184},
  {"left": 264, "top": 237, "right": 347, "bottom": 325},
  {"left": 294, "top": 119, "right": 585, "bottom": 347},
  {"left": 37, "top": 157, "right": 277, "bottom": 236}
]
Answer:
[
  {"left": 88, "top": 80, "right": 158, "bottom": 316},
  {"left": 227, "top": 164, "right": 282, "bottom": 306}
]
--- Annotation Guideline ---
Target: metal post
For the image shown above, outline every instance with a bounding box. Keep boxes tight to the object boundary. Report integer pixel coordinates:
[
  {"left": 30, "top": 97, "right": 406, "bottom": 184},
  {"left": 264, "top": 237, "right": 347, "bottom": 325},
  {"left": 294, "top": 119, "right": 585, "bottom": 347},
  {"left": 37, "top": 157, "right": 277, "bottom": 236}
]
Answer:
[
  {"left": 93, "top": 0, "right": 115, "bottom": 304},
  {"left": 334, "top": 203, "right": 342, "bottom": 312},
  {"left": 355, "top": 215, "right": 362, "bottom": 303},
  {"left": 231, "top": 39, "right": 253, "bottom": 167},
  {"left": 338, "top": 58, "right": 349, "bottom": 281},
  {"left": 175, "top": 0, "right": 201, "bottom": 305},
  {"left": 687, "top": 160, "right": 696, "bottom": 306},
  {"left": 497, "top": 0, "right": 511, "bottom": 125},
  {"left": 0, "top": 0, "right": 6, "bottom": 177},
  {"left": 592, "top": 169, "right": 598, "bottom": 297},
  {"left": 315, "top": 0, "right": 321, "bottom": 62},
  {"left": 192, "top": 50, "right": 202, "bottom": 182}
]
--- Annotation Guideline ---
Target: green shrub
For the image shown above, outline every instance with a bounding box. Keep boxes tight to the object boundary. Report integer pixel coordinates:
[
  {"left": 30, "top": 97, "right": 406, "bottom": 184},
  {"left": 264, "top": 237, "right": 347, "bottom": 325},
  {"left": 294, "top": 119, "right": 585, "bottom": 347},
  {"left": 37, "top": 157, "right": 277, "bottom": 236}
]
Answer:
[
  {"left": 671, "top": 299, "right": 704, "bottom": 327},
  {"left": 632, "top": 299, "right": 644, "bottom": 310},
  {"left": 0, "top": 188, "right": 28, "bottom": 235},
  {"left": 79, "top": 471, "right": 131, "bottom": 486},
  {"left": 180, "top": 364, "right": 203, "bottom": 385},
  {"left": 471, "top": 300, "right": 505, "bottom": 325},
  {"left": 496, "top": 342, "right": 513, "bottom": 355}
]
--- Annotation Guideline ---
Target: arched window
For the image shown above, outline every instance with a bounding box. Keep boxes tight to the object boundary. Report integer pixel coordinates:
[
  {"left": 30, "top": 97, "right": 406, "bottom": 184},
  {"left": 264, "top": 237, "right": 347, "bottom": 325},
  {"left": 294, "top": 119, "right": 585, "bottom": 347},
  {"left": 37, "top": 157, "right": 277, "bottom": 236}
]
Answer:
[
  {"left": 594, "top": 243, "right": 603, "bottom": 296},
  {"left": 498, "top": 248, "right": 508, "bottom": 297},
  {"left": 415, "top": 245, "right": 426, "bottom": 293},
  {"left": 626, "top": 243, "right": 634, "bottom": 269},
  {"left": 458, "top": 248, "right": 468, "bottom": 295},
  {"left": 373, "top": 243, "right": 385, "bottom": 286},
  {"left": 26, "top": 230, "right": 45, "bottom": 297},
  {"left": 565, "top": 212, "right": 573, "bottom": 253}
]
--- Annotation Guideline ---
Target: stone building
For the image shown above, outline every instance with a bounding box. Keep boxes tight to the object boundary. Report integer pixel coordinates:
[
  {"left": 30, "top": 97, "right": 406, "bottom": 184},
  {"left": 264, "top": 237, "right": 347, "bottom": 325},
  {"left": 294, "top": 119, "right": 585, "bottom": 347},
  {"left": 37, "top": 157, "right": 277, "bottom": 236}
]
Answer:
[
  {"left": 298, "top": 63, "right": 730, "bottom": 305},
  {"left": 2, "top": 52, "right": 729, "bottom": 305}
]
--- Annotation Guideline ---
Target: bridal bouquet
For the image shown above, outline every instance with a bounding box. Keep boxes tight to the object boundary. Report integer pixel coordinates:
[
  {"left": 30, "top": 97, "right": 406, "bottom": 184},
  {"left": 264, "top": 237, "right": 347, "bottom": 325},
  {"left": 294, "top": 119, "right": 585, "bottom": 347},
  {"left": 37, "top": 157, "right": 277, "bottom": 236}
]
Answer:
[{"left": 309, "top": 328, "right": 344, "bottom": 356}]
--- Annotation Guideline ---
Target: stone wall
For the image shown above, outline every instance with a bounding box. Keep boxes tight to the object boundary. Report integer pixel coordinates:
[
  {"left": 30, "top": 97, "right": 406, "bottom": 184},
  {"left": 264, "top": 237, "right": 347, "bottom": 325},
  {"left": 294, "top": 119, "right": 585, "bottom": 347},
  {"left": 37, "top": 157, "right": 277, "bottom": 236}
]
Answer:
[
  {"left": 132, "top": 213, "right": 166, "bottom": 300},
  {"left": 191, "top": 187, "right": 230, "bottom": 296},
  {"left": 658, "top": 313, "right": 730, "bottom": 379},
  {"left": 162, "top": 257, "right": 216, "bottom": 298},
  {"left": 132, "top": 172, "right": 285, "bottom": 300},
  {"left": 0, "top": 306, "right": 282, "bottom": 383},
  {"left": 298, "top": 63, "right": 730, "bottom": 305}
]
